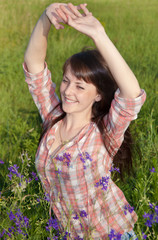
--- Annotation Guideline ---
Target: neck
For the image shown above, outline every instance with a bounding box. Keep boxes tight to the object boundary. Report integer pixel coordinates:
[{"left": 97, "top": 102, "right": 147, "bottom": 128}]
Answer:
[{"left": 63, "top": 113, "right": 91, "bottom": 131}]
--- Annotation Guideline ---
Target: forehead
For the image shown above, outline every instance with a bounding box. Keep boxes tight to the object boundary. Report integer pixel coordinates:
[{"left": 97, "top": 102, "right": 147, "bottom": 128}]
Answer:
[{"left": 64, "top": 66, "right": 85, "bottom": 83}]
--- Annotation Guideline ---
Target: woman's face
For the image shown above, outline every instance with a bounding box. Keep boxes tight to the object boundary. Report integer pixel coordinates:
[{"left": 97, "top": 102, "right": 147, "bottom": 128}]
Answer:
[{"left": 60, "top": 66, "right": 101, "bottom": 118}]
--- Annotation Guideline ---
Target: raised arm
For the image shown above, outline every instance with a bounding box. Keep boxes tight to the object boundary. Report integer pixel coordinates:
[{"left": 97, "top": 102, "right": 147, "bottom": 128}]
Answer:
[
  {"left": 24, "top": 3, "right": 86, "bottom": 74},
  {"left": 24, "top": 3, "right": 69, "bottom": 74},
  {"left": 24, "top": 11, "right": 51, "bottom": 74},
  {"left": 57, "top": 3, "right": 141, "bottom": 99}
]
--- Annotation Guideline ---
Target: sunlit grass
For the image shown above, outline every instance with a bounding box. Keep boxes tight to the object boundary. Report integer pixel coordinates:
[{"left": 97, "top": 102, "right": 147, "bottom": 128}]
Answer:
[{"left": 0, "top": 0, "right": 158, "bottom": 239}]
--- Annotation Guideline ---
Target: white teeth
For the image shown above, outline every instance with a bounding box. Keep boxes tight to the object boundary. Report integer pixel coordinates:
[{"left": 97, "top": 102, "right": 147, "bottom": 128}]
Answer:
[{"left": 65, "top": 98, "right": 76, "bottom": 103}]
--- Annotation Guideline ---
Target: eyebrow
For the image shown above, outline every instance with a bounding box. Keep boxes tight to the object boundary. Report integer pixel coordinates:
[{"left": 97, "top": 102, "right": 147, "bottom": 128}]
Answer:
[{"left": 64, "top": 75, "right": 84, "bottom": 85}]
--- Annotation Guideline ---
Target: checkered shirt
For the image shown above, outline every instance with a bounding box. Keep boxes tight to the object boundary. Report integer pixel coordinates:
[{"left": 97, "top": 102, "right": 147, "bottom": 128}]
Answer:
[{"left": 23, "top": 62, "right": 146, "bottom": 239}]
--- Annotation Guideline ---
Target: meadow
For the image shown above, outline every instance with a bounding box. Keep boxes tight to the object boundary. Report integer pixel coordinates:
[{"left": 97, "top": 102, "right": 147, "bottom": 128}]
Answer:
[{"left": 0, "top": 0, "right": 158, "bottom": 239}]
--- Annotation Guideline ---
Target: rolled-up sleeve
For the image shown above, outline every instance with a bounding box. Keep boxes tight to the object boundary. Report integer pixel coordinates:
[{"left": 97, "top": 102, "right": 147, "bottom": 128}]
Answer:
[
  {"left": 23, "top": 62, "right": 62, "bottom": 122},
  {"left": 103, "top": 88, "right": 146, "bottom": 157}
]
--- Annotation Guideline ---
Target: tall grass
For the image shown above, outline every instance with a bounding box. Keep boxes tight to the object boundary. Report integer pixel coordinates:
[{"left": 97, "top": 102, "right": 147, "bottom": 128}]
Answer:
[{"left": 0, "top": 0, "right": 158, "bottom": 239}]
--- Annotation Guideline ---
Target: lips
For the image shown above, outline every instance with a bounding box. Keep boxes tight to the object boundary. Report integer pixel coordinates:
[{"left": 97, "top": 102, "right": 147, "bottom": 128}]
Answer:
[{"left": 64, "top": 97, "right": 77, "bottom": 103}]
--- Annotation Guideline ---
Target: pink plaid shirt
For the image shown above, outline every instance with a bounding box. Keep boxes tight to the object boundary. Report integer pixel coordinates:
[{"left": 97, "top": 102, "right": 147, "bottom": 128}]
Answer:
[{"left": 24, "top": 62, "right": 146, "bottom": 239}]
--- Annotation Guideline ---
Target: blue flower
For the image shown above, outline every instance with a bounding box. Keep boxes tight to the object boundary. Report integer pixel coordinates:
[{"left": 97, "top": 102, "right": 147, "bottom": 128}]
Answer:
[
  {"left": 73, "top": 214, "right": 79, "bottom": 220},
  {"left": 142, "top": 232, "right": 147, "bottom": 239},
  {"left": 85, "top": 152, "right": 92, "bottom": 161},
  {"left": 31, "top": 172, "right": 39, "bottom": 181},
  {"left": 80, "top": 210, "right": 87, "bottom": 218},
  {"left": 108, "top": 229, "right": 122, "bottom": 240},
  {"left": 123, "top": 204, "right": 134, "bottom": 215},
  {"left": 73, "top": 210, "right": 88, "bottom": 220},
  {"left": 149, "top": 167, "right": 156, "bottom": 172},
  {"left": 155, "top": 205, "right": 158, "bottom": 214},
  {"left": 149, "top": 203, "right": 153, "bottom": 209},
  {"left": 8, "top": 164, "right": 21, "bottom": 179},
  {"left": 95, "top": 176, "right": 110, "bottom": 191},
  {"left": 7, "top": 211, "right": 15, "bottom": 221},
  {"left": 0, "top": 159, "right": 4, "bottom": 164},
  {"left": 79, "top": 152, "right": 93, "bottom": 169},
  {"left": 55, "top": 168, "right": 62, "bottom": 174},
  {"left": 109, "top": 166, "right": 120, "bottom": 173},
  {"left": 145, "top": 219, "right": 153, "bottom": 227},
  {"left": 46, "top": 217, "right": 59, "bottom": 231}
]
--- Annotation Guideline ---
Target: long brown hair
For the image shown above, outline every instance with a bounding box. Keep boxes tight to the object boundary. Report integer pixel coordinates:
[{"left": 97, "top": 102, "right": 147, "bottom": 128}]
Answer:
[{"left": 39, "top": 48, "right": 133, "bottom": 179}]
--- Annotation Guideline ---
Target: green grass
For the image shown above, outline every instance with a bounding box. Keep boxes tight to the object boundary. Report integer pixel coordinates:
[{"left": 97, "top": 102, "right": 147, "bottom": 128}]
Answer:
[{"left": 0, "top": 0, "right": 158, "bottom": 239}]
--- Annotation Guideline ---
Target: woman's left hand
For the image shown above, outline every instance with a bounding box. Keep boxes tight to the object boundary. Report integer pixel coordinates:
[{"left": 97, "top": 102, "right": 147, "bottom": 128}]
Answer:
[{"left": 56, "top": 3, "right": 105, "bottom": 39}]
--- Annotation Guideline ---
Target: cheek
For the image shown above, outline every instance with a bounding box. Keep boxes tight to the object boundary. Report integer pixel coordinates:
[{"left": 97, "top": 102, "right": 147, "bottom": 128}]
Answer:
[{"left": 60, "top": 83, "right": 64, "bottom": 93}]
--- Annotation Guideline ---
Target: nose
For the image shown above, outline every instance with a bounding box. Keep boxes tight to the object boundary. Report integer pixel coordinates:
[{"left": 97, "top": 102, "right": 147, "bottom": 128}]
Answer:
[{"left": 64, "top": 83, "right": 74, "bottom": 96}]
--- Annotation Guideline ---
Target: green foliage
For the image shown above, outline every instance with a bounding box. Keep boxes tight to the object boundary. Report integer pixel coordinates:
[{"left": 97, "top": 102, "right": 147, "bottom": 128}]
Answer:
[{"left": 0, "top": 0, "right": 158, "bottom": 239}]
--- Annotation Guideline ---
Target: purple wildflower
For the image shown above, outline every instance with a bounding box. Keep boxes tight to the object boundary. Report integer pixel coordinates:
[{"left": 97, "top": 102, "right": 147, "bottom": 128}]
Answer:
[
  {"left": 63, "top": 153, "right": 71, "bottom": 161},
  {"left": 79, "top": 152, "right": 93, "bottom": 169},
  {"left": 75, "top": 236, "right": 84, "bottom": 240},
  {"left": 8, "top": 164, "right": 19, "bottom": 173},
  {"left": 149, "top": 167, "right": 156, "bottom": 172},
  {"left": 73, "top": 210, "right": 88, "bottom": 220},
  {"left": 143, "top": 212, "right": 150, "bottom": 218},
  {"left": 80, "top": 210, "right": 87, "bottom": 218},
  {"left": 31, "top": 172, "right": 39, "bottom": 181},
  {"left": 155, "top": 215, "right": 158, "bottom": 223},
  {"left": 44, "top": 193, "right": 50, "bottom": 202},
  {"left": 109, "top": 166, "right": 120, "bottom": 173},
  {"left": 108, "top": 229, "right": 122, "bottom": 240},
  {"left": 79, "top": 153, "right": 85, "bottom": 163},
  {"left": 63, "top": 152, "right": 71, "bottom": 166},
  {"left": 123, "top": 204, "right": 134, "bottom": 215},
  {"left": 149, "top": 203, "right": 153, "bottom": 209},
  {"left": 0, "top": 159, "right": 4, "bottom": 164},
  {"left": 63, "top": 231, "right": 71, "bottom": 239},
  {"left": 5, "top": 209, "right": 30, "bottom": 238},
  {"left": 142, "top": 232, "right": 147, "bottom": 239},
  {"left": 7, "top": 211, "right": 15, "bottom": 221},
  {"left": 142, "top": 205, "right": 158, "bottom": 228},
  {"left": 95, "top": 176, "right": 110, "bottom": 191},
  {"left": 55, "top": 153, "right": 71, "bottom": 166},
  {"left": 55, "top": 155, "right": 64, "bottom": 162},
  {"left": 0, "top": 230, "right": 6, "bottom": 238},
  {"left": 145, "top": 219, "right": 153, "bottom": 227},
  {"left": 155, "top": 205, "right": 158, "bottom": 214},
  {"left": 85, "top": 152, "right": 92, "bottom": 161},
  {"left": 8, "top": 172, "right": 13, "bottom": 180},
  {"left": 55, "top": 168, "right": 62, "bottom": 174},
  {"left": 25, "top": 177, "right": 32, "bottom": 184},
  {"left": 8, "top": 164, "right": 21, "bottom": 179},
  {"left": 73, "top": 214, "right": 79, "bottom": 220},
  {"left": 46, "top": 217, "right": 59, "bottom": 231}
]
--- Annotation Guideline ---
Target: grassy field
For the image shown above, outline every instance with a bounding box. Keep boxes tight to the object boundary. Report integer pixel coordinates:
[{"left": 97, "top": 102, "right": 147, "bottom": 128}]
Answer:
[{"left": 0, "top": 0, "right": 158, "bottom": 239}]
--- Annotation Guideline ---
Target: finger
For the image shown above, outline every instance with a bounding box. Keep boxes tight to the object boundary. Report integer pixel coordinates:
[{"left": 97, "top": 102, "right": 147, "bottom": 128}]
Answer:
[
  {"left": 51, "top": 12, "right": 65, "bottom": 24},
  {"left": 56, "top": 7, "right": 68, "bottom": 23},
  {"left": 76, "top": 3, "right": 87, "bottom": 10},
  {"left": 53, "top": 20, "right": 65, "bottom": 30},
  {"left": 79, "top": 4, "right": 91, "bottom": 16},
  {"left": 67, "top": 3, "right": 83, "bottom": 17},
  {"left": 60, "top": 5, "right": 79, "bottom": 19}
]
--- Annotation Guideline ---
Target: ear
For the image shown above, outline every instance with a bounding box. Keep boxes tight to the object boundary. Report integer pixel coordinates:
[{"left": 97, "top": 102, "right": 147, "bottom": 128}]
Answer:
[{"left": 95, "top": 94, "right": 102, "bottom": 102}]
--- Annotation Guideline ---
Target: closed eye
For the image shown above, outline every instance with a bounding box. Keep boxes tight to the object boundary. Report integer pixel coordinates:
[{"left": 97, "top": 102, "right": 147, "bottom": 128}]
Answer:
[
  {"left": 62, "top": 79, "right": 68, "bottom": 83},
  {"left": 76, "top": 85, "right": 84, "bottom": 90}
]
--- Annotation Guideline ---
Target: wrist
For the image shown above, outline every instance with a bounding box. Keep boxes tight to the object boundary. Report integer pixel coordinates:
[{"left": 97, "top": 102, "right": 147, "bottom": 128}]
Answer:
[
  {"left": 92, "top": 29, "right": 108, "bottom": 44},
  {"left": 44, "top": 9, "right": 52, "bottom": 25}
]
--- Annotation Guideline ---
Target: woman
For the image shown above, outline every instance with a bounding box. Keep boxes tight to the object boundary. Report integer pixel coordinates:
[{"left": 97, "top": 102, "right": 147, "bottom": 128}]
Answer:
[{"left": 24, "top": 3, "right": 146, "bottom": 239}]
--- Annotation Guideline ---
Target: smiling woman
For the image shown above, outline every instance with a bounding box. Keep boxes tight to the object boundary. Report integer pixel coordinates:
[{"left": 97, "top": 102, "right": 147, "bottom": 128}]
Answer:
[
  {"left": 60, "top": 66, "right": 99, "bottom": 116},
  {"left": 23, "top": 2, "right": 146, "bottom": 239}
]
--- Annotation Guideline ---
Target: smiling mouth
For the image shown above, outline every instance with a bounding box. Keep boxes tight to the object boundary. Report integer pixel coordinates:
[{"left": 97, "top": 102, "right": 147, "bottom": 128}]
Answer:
[{"left": 64, "top": 97, "right": 77, "bottom": 103}]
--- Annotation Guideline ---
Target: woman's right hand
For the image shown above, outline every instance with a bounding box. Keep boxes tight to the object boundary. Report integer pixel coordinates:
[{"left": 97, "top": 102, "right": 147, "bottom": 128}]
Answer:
[
  {"left": 45, "top": 3, "right": 86, "bottom": 30},
  {"left": 46, "top": 3, "right": 67, "bottom": 29}
]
